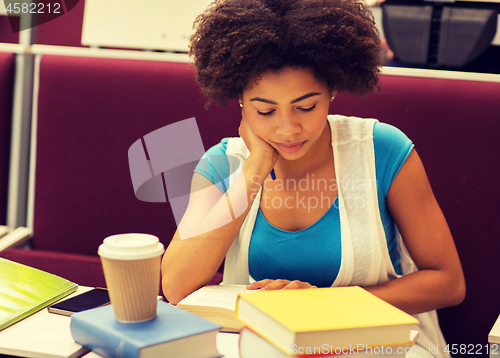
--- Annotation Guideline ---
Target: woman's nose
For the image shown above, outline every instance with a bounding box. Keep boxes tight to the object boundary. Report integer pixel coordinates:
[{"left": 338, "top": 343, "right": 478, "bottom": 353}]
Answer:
[{"left": 275, "top": 112, "right": 301, "bottom": 136}]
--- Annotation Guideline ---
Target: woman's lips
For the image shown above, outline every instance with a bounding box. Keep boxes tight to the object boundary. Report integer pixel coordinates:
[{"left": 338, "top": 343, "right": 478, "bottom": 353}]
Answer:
[{"left": 275, "top": 141, "right": 305, "bottom": 153}]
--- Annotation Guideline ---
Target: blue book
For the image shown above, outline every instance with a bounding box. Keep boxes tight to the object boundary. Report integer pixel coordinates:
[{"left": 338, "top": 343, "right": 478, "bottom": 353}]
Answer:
[{"left": 70, "top": 300, "right": 221, "bottom": 358}]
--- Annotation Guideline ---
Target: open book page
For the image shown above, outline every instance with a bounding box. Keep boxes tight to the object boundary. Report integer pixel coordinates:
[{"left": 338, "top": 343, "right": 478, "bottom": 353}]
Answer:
[
  {"left": 177, "top": 285, "right": 249, "bottom": 332},
  {"left": 179, "top": 285, "right": 249, "bottom": 310}
]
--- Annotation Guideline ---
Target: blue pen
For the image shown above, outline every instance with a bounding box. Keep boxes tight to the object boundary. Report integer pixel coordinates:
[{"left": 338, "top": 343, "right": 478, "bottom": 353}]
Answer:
[{"left": 270, "top": 168, "right": 276, "bottom": 180}]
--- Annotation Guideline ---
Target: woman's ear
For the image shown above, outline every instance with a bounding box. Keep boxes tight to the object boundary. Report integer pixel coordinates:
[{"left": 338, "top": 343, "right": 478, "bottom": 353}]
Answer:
[
  {"left": 238, "top": 94, "right": 243, "bottom": 108},
  {"left": 330, "top": 89, "right": 337, "bottom": 101}
]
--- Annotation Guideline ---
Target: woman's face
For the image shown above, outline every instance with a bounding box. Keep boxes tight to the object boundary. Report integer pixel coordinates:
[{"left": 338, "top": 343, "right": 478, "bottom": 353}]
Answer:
[{"left": 241, "top": 67, "right": 334, "bottom": 161}]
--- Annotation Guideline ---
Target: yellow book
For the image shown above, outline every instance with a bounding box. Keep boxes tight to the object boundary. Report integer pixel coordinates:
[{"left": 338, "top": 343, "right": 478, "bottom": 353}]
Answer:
[
  {"left": 235, "top": 286, "right": 419, "bottom": 355},
  {"left": 0, "top": 258, "right": 78, "bottom": 331}
]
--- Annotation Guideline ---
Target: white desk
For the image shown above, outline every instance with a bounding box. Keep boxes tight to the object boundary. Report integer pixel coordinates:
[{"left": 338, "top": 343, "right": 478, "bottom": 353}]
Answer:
[
  {"left": 0, "top": 286, "right": 240, "bottom": 358},
  {"left": 0, "top": 301, "right": 87, "bottom": 358}
]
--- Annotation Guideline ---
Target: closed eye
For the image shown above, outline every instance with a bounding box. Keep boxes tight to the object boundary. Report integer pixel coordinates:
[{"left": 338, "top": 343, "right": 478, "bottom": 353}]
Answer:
[
  {"left": 256, "top": 104, "right": 316, "bottom": 116},
  {"left": 299, "top": 104, "right": 316, "bottom": 112},
  {"left": 257, "top": 110, "right": 275, "bottom": 116}
]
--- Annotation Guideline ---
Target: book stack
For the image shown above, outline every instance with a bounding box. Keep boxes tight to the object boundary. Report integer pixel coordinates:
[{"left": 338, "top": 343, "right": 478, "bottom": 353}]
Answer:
[
  {"left": 70, "top": 300, "right": 222, "bottom": 358},
  {"left": 235, "top": 286, "right": 420, "bottom": 357}
]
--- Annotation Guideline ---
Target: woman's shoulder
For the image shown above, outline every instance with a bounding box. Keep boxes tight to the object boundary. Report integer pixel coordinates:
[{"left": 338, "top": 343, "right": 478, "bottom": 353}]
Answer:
[
  {"left": 194, "top": 138, "right": 232, "bottom": 192},
  {"left": 373, "top": 122, "right": 412, "bottom": 149},
  {"left": 372, "top": 122, "right": 414, "bottom": 196},
  {"left": 203, "top": 138, "right": 230, "bottom": 156}
]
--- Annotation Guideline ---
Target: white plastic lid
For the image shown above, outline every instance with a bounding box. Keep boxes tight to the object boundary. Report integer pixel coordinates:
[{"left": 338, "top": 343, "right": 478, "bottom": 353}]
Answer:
[{"left": 98, "top": 233, "right": 164, "bottom": 260}]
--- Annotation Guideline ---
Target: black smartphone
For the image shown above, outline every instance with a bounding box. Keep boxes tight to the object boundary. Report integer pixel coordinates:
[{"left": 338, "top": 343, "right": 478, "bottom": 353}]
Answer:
[{"left": 47, "top": 288, "right": 110, "bottom": 316}]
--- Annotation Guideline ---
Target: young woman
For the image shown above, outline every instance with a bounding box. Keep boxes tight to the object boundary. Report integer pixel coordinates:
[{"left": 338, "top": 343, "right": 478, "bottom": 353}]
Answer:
[{"left": 161, "top": 0, "right": 465, "bottom": 356}]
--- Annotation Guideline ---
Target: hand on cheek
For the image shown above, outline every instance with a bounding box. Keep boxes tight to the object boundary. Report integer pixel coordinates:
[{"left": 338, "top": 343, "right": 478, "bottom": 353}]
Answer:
[{"left": 238, "top": 114, "right": 278, "bottom": 165}]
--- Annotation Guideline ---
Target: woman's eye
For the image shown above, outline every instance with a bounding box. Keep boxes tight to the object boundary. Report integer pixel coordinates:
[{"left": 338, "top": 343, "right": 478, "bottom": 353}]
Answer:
[
  {"left": 299, "top": 104, "right": 316, "bottom": 112},
  {"left": 256, "top": 110, "right": 275, "bottom": 116}
]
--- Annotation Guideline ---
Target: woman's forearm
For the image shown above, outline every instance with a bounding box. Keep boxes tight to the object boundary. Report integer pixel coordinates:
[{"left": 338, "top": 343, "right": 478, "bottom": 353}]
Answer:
[
  {"left": 364, "top": 268, "right": 465, "bottom": 315},
  {"left": 161, "top": 152, "right": 274, "bottom": 304}
]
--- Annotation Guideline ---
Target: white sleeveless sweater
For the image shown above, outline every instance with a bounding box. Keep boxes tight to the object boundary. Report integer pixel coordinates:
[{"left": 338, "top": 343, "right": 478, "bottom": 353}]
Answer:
[{"left": 222, "top": 115, "right": 449, "bottom": 357}]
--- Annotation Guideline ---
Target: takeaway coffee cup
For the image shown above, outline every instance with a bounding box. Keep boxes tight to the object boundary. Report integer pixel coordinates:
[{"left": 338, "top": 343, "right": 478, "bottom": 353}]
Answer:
[{"left": 98, "top": 233, "right": 164, "bottom": 323}]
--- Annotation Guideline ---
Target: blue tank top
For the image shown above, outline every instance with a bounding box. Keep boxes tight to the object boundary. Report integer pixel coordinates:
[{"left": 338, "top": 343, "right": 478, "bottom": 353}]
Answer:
[{"left": 194, "top": 122, "right": 413, "bottom": 286}]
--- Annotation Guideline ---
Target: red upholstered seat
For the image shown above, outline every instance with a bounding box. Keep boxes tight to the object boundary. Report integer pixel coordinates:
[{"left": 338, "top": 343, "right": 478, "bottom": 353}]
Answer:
[{"left": 1, "top": 55, "right": 238, "bottom": 290}]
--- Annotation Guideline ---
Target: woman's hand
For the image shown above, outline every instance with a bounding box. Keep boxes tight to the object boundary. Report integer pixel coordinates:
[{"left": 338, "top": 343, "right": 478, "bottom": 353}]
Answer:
[
  {"left": 238, "top": 115, "right": 278, "bottom": 167},
  {"left": 247, "top": 279, "right": 318, "bottom": 290}
]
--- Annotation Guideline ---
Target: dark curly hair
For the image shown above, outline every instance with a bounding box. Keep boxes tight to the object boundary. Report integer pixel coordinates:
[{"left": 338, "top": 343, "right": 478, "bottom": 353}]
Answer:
[{"left": 190, "top": 0, "right": 382, "bottom": 106}]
